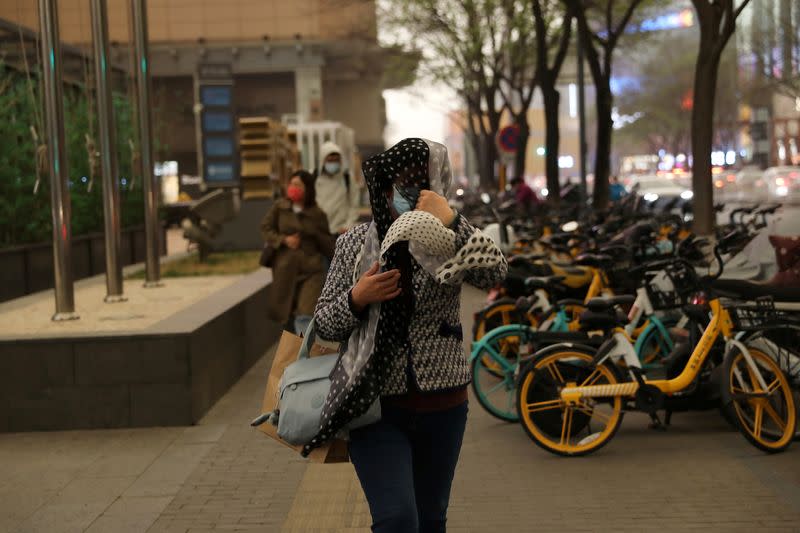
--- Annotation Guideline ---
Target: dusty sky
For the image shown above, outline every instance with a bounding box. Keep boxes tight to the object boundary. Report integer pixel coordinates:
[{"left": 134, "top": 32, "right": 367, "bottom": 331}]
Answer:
[{"left": 383, "top": 85, "right": 454, "bottom": 147}]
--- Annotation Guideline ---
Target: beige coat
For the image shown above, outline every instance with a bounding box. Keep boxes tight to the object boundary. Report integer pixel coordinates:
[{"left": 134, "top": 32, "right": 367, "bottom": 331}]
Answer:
[{"left": 260, "top": 200, "right": 336, "bottom": 323}]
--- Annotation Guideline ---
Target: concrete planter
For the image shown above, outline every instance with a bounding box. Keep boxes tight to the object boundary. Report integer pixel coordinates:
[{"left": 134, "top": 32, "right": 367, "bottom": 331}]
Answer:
[{"left": 0, "top": 270, "right": 280, "bottom": 432}]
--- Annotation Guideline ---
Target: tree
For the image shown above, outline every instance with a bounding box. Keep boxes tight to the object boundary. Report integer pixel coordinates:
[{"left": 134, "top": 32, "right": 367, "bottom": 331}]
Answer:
[
  {"left": 386, "top": 0, "right": 511, "bottom": 190},
  {"left": 747, "top": 0, "right": 799, "bottom": 99},
  {"left": 565, "top": 0, "right": 647, "bottom": 209},
  {"left": 532, "top": 0, "right": 574, "bottom": 202},
  {"left": 616, "top": 28, "right": 739, "bottom": 161},
  {"left": 498, "top": 0, "right": 539, "bottom": 183},
  {"left": 689, "top": 0, "right": 751, "bottom": 235}
]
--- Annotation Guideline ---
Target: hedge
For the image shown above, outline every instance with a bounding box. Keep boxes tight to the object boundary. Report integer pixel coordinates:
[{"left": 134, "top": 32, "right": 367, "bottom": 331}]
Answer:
[{"left": 0, "top": 64, "right": 151, "bottom": 248}]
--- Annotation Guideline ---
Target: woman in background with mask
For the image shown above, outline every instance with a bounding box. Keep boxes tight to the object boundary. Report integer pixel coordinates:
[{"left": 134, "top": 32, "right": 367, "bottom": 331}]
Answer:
[
  {"left": 260, "top": 170, "right": 335, "bottom": 334},
  {"left": 312, "top": 139, "right": 507, "bottom": 533}
]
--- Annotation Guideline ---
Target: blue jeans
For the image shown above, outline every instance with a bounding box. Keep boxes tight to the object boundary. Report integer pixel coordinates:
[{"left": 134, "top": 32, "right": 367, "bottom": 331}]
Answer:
[{"left": 348, "top": 401, "right": 468, "bottom": 533}]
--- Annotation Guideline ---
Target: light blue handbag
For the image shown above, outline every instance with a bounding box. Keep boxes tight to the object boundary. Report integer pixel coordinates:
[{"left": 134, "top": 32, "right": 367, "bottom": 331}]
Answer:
[{"left": 251, "top": 319, "right": 380, "bottom": 446}]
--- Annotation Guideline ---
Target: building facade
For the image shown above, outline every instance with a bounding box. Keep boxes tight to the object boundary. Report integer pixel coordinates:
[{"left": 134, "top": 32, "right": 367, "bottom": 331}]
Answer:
[{"left": 1, "top": 0, "right": 405, "bottom": 175}]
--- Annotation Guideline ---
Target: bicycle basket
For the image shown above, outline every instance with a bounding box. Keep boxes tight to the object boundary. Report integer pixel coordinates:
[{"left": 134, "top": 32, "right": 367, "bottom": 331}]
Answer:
[
  {"left": 643, "top": 262, "right": 692, "bottom": 311},
  {"left": 746, "top": 327, "right": 800, "bottom": 386},
  {"left": 729, "top": 297, "right": 780, "bottom": 331},
  {"left": 645, "top": 286, "right": 685, "bottom": 311}
]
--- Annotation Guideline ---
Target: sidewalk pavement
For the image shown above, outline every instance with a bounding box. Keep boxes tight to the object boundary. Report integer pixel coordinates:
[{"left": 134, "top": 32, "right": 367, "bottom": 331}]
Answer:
[{"left": 1, "top": 287, "right": 799, "bottom": 532}]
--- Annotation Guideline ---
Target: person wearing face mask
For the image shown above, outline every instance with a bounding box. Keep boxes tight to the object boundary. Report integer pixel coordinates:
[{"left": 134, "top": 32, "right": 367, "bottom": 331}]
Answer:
[
  {"left": 311, "top": 139, "right": 508, "bottom": 533},
  {"left": 314, "top": 141, "right": 361, "bottom": 235},
  {"left": 260, "top": 171, "right": 336, "bottom": 334}
]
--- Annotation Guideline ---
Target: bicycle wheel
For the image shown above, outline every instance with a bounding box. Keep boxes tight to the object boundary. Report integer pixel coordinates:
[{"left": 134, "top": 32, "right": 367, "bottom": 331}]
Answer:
[
  {"left": 745, "top": 334, "right": 800, "bottom": 440},
  {"left": 517, "top": 348, "right": 625, "bottom": 456},
  {"left": 473, "top": 300, "right": 538, "bottom": 378},
  {"left": 721, "top": 346, "right": 796, "bottom": 453},
  {"left": 470, "top": 326, "right": 534, "bottom": 422}
]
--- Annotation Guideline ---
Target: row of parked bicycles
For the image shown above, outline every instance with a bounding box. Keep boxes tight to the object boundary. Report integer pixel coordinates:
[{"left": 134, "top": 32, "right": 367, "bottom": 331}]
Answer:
[{"left": 465, "top": 196, "right": 800, "bottom": 456}]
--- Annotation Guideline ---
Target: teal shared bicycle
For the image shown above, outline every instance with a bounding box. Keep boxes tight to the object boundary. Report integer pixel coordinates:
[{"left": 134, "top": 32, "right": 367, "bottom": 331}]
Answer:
[{"left": 471, "top": 282, "right": 680, "bottom": 422}]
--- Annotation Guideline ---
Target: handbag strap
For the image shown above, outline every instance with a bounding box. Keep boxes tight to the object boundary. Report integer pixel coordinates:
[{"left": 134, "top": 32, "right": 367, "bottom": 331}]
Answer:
[{"left": 297, "top": 318, "right": 317, "bottom": 360}]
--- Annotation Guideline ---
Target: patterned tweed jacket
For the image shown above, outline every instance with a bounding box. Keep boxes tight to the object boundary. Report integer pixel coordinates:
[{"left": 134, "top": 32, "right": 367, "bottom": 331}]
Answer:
[{"left": 313, "top": 216, "right": 508, "bottom": 396}]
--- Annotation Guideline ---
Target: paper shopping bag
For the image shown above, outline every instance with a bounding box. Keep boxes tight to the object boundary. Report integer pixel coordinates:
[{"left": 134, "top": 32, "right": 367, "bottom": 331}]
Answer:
[{"left": 254, "top": 329, "right": 349, "bottom": 463}]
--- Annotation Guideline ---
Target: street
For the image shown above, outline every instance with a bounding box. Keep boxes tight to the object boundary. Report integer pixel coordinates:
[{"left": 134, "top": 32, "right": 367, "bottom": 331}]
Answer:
[{"left": 1, "top": 287, "right": 798, "bottom": 533}]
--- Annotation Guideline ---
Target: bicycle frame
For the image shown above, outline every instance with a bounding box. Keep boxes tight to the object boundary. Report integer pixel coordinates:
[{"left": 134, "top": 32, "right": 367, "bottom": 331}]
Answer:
[
  {"left": 562, "top": 299, "right": 742, "bottom": 401},
  {"left": 627, "top": 286, "right": 676, "bottom": 366}
]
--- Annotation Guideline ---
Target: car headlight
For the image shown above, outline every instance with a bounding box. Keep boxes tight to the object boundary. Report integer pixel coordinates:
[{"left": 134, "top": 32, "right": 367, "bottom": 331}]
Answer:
[
  {"left": 680, "top": 190, "right": 693, "bottom": 200},
  {"left": 643, "top": 193, "right": 659, "bottom": 202}
]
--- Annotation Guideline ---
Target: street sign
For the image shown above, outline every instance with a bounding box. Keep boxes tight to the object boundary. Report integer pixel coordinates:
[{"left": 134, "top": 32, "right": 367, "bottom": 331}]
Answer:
[{"left": 497, "top": 125, "right": 520, "bottom": 155}]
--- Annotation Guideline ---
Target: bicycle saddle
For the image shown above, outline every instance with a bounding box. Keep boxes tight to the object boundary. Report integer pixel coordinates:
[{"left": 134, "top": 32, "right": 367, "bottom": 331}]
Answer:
[
  {"left": 525, "top": 275, "right": 567, "bottom": 290},
  {"left": 711, "top": 278, "right": 800, "bottom": 303},
  {"left": 574, "top": 253, "right": 614, "bottom": 269},
  {"left": 579, "top": 309, "right": 628, "bottom": 332},
  {"left": 556, "top": 298, "right": 586, "bottom": 308},
  {"left": 586, "top": 295, "right": 636, "bottom": 312},
  {"left": 510, "top": 252, "right": 548, "bottom": 263},
  {"left": 545, "top": 233, "right": 574, "bottom": 246}
]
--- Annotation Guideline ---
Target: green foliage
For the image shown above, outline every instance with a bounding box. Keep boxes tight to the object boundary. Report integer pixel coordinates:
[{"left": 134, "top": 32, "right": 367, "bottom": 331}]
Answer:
[{"left": 0, "top": 66, "right": 144, "bottom": 248}]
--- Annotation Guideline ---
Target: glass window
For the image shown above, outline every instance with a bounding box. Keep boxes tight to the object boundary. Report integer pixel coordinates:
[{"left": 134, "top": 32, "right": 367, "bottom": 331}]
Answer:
[
  {"left": 205, "top": 162, "right": 236, "bottom": 182},
  {"left": 203, "top": 111, "right": 233, "bottom": 132},
  {"left": 201, "top": 86, "right": 232, "bottom": 106},
  {"left": 204, "top": 137, "right": 235, "bottom": 157}
]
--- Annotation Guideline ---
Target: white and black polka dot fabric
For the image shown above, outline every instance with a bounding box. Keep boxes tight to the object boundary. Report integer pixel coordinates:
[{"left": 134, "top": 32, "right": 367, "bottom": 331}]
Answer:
[{"left": 303, "top": 138, "right": 508, "bottom": 457}]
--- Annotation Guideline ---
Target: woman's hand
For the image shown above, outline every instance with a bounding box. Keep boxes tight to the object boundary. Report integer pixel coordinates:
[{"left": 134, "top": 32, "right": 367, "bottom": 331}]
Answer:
[
  {"left": 351, "top": 262, "right": 401, "bottom": 311},
  {"left": 283, "top": 233, "right": 301, "bottom": 250},
  {"left": 416, "top": 190, "right": 455, "bottom": 225}
]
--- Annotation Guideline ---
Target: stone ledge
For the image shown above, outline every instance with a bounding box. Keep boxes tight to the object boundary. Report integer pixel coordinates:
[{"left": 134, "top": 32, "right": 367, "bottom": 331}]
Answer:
[{"left": 0, "top": 270, "right": 281, "bottom": 432}]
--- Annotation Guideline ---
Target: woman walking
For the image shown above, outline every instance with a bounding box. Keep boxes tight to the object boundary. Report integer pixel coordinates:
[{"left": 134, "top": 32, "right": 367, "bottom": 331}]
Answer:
[
  {"left": 310, "top": 139, "right": 507, "bottom": 532},
  {"left": 260, "top": 170, "right": 335, "bottom": 334}
]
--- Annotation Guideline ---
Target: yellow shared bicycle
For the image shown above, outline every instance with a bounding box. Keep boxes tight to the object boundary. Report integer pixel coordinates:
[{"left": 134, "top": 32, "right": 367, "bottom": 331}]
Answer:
[{"left": 515, "top": 258, "right": 797, "bottom": 457}]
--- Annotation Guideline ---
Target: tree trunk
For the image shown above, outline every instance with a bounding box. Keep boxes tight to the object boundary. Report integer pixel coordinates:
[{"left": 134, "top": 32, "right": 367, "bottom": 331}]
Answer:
[
  {"left": 513, "top": 114, "right": 530, "bottom": 182},
  {"left": 477, "top": 133, "right": 497, "bottom": 191},
  {"left": 779, "top": 0, "right": 793, "bottom": 79},
  {"left": 593, "top": 82, "right": 613, "bottom": 209},
  {"left": 691, "top": 43, "right": 722, "bottom": 235},
  {"left": 541, "top": 82, "right": 562, "bottom": 204}
]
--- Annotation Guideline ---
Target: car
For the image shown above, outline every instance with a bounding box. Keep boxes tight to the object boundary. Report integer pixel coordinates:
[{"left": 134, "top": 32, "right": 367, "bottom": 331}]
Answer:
[
  {"left": 628, "top": 174, "right": 693, "bottom": 209},
  {"left": 764, "top": 166, "right": 800, "bottom": 204},
  {"left": 716, "top": 166, "right": 766, "bottom": 202}
]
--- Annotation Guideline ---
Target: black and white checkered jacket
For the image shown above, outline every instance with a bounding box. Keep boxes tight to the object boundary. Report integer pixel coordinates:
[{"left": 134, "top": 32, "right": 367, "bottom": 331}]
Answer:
[{"left": 313, "top": 216, "right": 508, "bottom": 395}]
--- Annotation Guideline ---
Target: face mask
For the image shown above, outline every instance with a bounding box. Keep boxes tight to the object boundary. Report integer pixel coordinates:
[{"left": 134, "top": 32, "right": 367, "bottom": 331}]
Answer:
[
  {"left": 323, "top": 162, "right": 341, "bottom": 175},
  {"left": 287, "top": 185, "right": 305, "bottom": 204},
  {"left": 392, "top": 186, "right": 419, "bottom": 215}
]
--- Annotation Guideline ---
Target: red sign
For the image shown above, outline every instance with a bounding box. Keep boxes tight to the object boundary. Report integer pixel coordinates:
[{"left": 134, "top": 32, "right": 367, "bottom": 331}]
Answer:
[{"left": 497, "top": 125, "right": 520, "bottom": 154}]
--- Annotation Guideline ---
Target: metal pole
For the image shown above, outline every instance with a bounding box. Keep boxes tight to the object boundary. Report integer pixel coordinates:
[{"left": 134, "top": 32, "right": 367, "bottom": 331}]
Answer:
[
  {"left": 91, "top": 0, "right": 126, "bottom": 303},
  {"left": 131, "top": 0, "right": 162, "bottom": 286},
  {"left": 39, "top": 0, "right": 79, "bottom": 321},
  {"left": 577, "top": 22, "right": 588, "bottom": 209}
]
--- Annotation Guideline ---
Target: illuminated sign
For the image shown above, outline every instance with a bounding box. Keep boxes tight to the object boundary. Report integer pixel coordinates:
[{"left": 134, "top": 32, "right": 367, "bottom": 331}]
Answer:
[{"left": 633, "top": 9, "right": 694, "bottom": 33}]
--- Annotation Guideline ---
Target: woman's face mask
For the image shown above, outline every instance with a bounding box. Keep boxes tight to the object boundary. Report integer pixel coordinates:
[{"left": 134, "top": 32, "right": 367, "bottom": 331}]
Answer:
[
  {"left": 392, "top": 185, "right": 420, "bottom": 216},
  {"left": 323, "top": 161, "right": 341, "bottom": 175}
]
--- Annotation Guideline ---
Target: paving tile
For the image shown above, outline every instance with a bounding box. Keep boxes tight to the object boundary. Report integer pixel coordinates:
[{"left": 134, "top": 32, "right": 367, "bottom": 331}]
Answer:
[
  {"left": 85, "top": 496, "right": 173, "bottom": 533},
  {"left": 2, "top": 288, "right": 800, "bottom": 532},
  {"left": 14, "top": 502, "right": 108, "bottom": 533}
]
